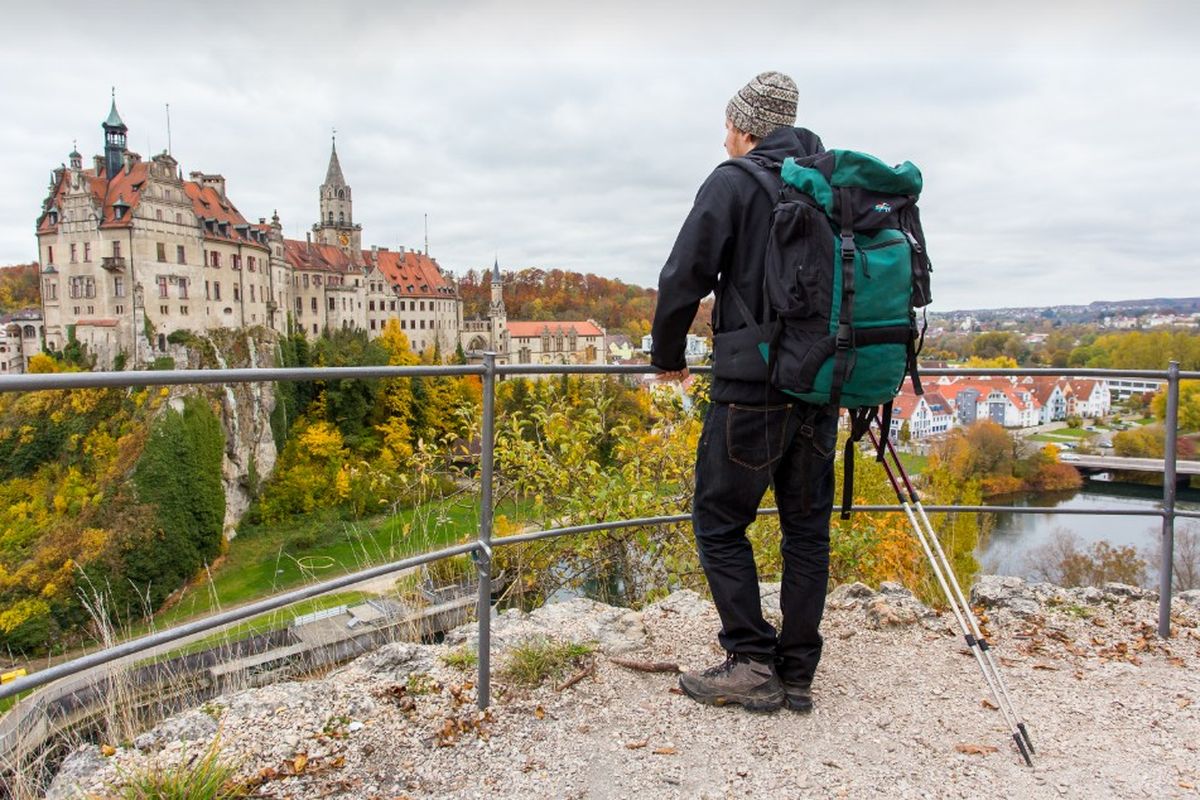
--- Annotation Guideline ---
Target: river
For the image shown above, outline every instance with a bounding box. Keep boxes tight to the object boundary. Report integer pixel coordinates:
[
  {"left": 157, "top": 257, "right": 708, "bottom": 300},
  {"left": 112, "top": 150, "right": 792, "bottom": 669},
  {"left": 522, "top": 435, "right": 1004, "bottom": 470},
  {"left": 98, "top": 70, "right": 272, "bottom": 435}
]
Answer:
[{"left": 975, "top": 479, "right": 1200, "bottom": 583}]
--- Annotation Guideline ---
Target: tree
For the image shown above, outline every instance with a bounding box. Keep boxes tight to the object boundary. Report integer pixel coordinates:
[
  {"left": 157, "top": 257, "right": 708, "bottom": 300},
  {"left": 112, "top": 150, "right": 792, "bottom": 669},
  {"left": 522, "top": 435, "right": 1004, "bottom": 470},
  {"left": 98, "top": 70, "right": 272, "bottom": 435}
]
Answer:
[{"left": 1151, "top": 380, "right": 1200, "bottom": 433}]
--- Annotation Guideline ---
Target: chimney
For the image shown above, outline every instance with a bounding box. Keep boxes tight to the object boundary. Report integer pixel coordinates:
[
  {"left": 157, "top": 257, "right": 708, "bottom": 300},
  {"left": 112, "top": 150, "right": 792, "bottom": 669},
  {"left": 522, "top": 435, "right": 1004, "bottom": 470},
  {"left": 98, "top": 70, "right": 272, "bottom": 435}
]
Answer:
[
  {"left": 306, "top": 231, "right": 312, "bottom": 252},
  {"left": 94, "top": 155, "right": 105, "bottom": 174}
]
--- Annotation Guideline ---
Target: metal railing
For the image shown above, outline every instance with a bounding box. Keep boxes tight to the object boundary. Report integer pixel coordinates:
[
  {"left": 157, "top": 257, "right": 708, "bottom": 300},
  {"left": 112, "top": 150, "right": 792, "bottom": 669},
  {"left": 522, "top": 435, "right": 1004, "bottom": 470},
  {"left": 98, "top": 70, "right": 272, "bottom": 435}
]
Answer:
[{"left": 0, "top": 360, "right": 1195, "bottom": 716}]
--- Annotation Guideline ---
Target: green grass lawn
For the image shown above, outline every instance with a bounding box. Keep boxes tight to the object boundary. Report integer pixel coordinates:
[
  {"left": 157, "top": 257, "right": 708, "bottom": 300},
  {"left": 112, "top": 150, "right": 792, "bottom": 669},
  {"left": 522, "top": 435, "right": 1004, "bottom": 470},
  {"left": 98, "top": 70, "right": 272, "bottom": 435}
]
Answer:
[
  {"left": 896, "top": 452, "right": 929, "bottom": 475},
  {"left": 144, "top": 493, "right": 530, "bottom": 633}
]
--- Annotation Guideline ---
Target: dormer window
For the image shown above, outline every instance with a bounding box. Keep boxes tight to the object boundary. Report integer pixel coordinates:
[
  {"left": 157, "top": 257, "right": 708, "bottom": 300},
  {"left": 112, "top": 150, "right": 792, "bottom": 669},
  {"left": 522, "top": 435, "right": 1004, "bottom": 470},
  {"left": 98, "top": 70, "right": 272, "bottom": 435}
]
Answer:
[{"left": 48, "top": 211, "right": 59, "bottom": 225}]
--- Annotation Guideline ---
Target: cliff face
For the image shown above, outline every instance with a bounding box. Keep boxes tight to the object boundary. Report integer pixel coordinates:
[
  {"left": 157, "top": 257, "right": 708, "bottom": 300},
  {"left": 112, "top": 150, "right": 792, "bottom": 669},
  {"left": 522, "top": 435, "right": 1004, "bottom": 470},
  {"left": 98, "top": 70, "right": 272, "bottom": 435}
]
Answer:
[{"left": 177, "top": 327, "right": 279, "bottom": 539}]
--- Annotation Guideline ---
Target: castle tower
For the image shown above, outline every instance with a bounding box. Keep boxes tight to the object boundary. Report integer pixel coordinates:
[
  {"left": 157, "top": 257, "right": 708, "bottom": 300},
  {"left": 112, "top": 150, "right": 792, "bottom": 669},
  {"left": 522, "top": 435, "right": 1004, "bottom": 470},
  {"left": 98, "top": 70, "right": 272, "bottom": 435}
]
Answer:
[
  {"left": 489, "top": 257, "right": 505, "bottom": 315},
  {"left": 312, "top": 134, "right": 362, "bottom": 253},
  {"left": 102, "top": 92, "right": 127, "bottom": 179}
]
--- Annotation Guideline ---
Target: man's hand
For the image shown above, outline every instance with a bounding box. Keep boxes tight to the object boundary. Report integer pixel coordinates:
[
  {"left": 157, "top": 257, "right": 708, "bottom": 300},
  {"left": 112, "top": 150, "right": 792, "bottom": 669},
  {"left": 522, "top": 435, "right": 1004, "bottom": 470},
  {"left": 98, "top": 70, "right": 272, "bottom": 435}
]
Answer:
[{"left": 656, "top": 367, "right": 690, "bottom": 382}]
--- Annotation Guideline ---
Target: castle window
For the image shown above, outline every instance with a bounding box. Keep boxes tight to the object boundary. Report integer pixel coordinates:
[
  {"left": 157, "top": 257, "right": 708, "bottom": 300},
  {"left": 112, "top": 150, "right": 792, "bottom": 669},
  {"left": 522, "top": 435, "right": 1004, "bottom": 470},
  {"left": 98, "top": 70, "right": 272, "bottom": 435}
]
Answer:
[
  {"left": 338, "top": 212, "right": 344, "bottom": 224},
  {"left": 312, "top": 297, "right": 318, "bottom": 312},
  {"left": 70, "top": 244, "right": 78, "bottom": 263},
  {"left": 338, "top": 189, "right": 344, "bottom": 200},
  {"left": 158, "top": 276, "right": 168, "bottom": 298},
  {"left": 248, "top": 256, "right": 256, "bottom": 272},
  {"left": 177, "top": 245, "right": 185, "bottom": 264},
  {"left": 84, "top": 242, "right": 91, "bottom": 262},
  {"left": 113, "top": 241, "right": 121, "bottom": 258},
  {"left": 179, "top": 281, "right": 188, "bottom": 300},
  {"left": 328, "top": 212, "right": 333, "bottom": 224},
  {"left": 210, "top": 251, "right": 220, "bottom": 267},
  {"left": 176, "top": 212, "right": 183, "bottom": 224},
  {"left": 114, "top": 277, "right": 125, "bottom": 298},
  {"left": 157, "top": 243, "right": 166, "bottom": 262},
  {"left": 156, "top": 209, "right": 163, "bottom": 221},
  {"left": 213, "top": 281, "right": 221, "bottom": 300}
]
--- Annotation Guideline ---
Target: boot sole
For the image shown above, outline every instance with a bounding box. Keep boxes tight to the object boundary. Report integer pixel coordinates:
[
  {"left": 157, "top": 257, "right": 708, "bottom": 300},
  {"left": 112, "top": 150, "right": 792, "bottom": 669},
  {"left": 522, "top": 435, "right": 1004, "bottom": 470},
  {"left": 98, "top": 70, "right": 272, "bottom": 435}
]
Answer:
[{"left": 678, "top": 679, "right": 784, "bottom": 713}]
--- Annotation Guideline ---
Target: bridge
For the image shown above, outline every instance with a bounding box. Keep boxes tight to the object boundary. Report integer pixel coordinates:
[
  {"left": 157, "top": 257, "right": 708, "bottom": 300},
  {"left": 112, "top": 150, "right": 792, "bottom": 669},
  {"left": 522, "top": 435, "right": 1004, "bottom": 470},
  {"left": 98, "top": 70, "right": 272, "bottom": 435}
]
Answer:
[{"left": 1060, "top": 454, "right": 1200, "bottom": 476}]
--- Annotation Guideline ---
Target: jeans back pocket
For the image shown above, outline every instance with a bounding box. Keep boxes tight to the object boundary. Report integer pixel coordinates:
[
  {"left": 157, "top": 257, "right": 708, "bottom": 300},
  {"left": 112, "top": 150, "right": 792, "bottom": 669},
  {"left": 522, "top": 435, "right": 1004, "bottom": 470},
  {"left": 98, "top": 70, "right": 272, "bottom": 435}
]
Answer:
[{"left": 726, "top": 404, "right": 792, "bottom": 470}]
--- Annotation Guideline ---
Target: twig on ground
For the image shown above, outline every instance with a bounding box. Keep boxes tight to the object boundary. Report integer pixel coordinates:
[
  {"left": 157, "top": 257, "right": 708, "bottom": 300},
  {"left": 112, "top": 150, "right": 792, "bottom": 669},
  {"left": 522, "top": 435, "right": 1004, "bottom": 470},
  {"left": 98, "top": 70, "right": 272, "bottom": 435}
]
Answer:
[
  {"left": 555, "top": 657, "right": 595, "bottom": 692},
  {"left": 609, "top": 657, "right": 681, "bottom": 674}
]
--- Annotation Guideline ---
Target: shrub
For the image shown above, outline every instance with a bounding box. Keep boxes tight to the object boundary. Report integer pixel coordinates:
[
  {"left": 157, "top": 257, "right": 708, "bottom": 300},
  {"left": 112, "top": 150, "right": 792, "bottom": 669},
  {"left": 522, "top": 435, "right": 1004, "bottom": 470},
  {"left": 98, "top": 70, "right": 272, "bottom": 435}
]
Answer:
[
  {"left": 1025, "top": 529, "right": 1147, "bottom": 588},
  {"left": 112, "top": 735, "right": 246, "bottom": 799},
  {"left": 499, "top": 638, "right": 593, "bottom": 687}
]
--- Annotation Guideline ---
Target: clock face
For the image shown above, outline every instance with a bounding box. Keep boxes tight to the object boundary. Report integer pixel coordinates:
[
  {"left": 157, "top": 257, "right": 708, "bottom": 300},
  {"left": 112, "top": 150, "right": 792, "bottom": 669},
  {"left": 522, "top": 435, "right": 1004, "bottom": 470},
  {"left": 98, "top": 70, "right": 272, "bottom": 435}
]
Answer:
[{"left": 338, "top": 232, "right": 350, "bottom": 246}]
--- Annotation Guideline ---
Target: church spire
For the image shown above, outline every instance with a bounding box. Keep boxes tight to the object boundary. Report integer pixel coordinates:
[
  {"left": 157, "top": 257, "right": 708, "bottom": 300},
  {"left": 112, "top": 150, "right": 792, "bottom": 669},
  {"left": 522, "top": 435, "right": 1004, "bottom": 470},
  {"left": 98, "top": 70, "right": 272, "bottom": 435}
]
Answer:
[{"left": 324, "top": 130, "right": 346, "bottom": 187}]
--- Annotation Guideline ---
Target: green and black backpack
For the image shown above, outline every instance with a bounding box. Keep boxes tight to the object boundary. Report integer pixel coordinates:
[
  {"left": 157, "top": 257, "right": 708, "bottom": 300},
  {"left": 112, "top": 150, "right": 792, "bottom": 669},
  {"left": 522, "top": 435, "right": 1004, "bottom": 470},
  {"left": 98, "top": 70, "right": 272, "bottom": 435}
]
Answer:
[{"left": 727, "top": 150, "right": 933, "bottom": 516}]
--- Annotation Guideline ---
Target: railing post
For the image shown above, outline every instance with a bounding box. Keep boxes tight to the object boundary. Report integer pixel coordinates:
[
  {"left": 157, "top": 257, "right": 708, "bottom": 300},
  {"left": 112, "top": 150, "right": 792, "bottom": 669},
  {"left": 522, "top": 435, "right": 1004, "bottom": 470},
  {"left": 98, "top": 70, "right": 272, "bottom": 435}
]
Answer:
[
  {"left": 477, "top": 352, "right": 496, "bottom": 708},
  {"left": 1157, "top": 360, "right": 1181, "bottom": 639}
]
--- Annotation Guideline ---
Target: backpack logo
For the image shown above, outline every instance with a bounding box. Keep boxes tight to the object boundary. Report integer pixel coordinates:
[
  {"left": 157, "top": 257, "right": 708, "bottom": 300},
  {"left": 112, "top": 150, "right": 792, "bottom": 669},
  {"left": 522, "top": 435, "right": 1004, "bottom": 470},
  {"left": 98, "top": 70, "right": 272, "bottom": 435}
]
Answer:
[{"left": 873, "top": 202, "right": 892, "bottom": 213}]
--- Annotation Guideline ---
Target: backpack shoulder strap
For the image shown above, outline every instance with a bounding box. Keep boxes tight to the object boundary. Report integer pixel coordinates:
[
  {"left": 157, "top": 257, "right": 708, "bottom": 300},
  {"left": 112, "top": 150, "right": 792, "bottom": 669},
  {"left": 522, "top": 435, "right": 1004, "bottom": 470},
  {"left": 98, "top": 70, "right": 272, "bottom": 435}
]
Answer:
[{"left": 720, "top": 157, "right": 781, "bottom": 201}]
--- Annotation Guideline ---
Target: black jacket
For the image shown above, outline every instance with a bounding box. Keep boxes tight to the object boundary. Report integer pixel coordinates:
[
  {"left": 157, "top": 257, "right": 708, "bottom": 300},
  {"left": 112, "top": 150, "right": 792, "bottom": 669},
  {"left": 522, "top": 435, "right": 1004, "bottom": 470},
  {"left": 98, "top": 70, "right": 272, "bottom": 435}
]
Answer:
[{"left": 651, "top": 126, "right": 825, "bottom": 404}]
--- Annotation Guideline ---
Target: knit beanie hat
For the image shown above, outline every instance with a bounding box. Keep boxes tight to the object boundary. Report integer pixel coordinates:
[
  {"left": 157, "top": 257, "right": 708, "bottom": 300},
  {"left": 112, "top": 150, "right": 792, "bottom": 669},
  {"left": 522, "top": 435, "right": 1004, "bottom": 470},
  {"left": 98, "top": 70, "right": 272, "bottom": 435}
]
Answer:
[{"left": 726, "top": 71, "right": 798, "bottom": 139}]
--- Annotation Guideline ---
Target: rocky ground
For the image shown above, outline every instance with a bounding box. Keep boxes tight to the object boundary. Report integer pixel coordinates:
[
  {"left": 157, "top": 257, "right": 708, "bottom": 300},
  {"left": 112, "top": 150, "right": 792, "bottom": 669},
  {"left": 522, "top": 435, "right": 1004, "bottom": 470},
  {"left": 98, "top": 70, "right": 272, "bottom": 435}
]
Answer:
[{"left": 47, "top": 577, "right": 1200, "bottom": 799}]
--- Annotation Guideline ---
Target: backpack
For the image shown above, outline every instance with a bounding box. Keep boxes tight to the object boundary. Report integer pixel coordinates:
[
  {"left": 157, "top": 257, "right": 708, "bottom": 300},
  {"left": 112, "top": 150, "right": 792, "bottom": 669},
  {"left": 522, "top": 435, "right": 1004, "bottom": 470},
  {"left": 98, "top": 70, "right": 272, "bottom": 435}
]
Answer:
[{"left": 727, "top": 150, "right": 933, "bottom": 517}]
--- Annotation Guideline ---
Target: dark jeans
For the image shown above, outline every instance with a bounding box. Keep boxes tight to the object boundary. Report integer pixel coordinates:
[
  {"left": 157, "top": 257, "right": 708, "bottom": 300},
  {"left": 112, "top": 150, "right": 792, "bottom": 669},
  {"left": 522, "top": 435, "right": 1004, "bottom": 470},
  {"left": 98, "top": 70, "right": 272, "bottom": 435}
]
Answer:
[{"left": 692, "top": 401, "right": 837, "bottom": 685}]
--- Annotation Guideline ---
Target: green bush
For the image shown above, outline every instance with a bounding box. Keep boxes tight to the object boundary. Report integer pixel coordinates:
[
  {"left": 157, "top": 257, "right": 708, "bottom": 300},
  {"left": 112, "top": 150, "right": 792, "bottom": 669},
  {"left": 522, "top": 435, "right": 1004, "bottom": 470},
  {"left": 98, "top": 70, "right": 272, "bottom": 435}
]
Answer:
[{"left": 129, "top": 397, "right": 226, "bottom": 609}]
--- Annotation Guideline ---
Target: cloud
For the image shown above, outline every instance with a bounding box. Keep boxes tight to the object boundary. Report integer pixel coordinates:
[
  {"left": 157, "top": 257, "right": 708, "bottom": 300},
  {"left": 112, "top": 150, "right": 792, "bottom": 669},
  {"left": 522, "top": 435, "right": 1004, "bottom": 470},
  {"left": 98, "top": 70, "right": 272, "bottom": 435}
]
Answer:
[{"left": 1, "top": 0, "right": 1197, "bottom": 311}]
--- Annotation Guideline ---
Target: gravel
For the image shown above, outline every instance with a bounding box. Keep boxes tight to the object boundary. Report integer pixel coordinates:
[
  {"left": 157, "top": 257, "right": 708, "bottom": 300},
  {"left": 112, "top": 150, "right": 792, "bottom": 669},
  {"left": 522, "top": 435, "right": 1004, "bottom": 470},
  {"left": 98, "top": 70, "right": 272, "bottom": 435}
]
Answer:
[{"left": 47, "top": 578, "right": 1200, "bottom": 799}]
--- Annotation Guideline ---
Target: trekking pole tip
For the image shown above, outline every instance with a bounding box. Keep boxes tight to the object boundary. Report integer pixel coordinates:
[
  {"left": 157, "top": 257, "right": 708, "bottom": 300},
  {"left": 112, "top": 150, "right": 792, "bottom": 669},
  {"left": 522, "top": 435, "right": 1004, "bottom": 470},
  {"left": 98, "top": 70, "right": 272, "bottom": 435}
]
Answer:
[
  {"left": 1018, "top": 722, "right": 1035, "bottom": 755},
  {"left": 1014, "top": 733, "right": 1033, "bottom": 767}
]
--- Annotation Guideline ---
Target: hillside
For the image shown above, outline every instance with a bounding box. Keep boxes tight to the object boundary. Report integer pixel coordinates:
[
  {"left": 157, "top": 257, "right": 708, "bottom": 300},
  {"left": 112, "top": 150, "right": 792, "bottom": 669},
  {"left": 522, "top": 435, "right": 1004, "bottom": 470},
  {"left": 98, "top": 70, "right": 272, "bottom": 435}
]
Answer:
[
  {"left": 456, "top": 266, "right": 714, "bottom": 340},
  {"left": 47, "top": 577, "right": 1200, "bottom": 799},
  {"left": 0, "top": 263, "right": 39, "bottom": 314}
]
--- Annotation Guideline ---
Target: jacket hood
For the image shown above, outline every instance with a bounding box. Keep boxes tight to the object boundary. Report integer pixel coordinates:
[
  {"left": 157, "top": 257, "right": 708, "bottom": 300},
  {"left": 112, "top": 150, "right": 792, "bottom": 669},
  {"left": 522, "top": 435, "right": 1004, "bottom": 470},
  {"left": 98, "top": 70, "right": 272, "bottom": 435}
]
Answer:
[{"left": 745, "top": 126, "right": 825, "bottom": 169}]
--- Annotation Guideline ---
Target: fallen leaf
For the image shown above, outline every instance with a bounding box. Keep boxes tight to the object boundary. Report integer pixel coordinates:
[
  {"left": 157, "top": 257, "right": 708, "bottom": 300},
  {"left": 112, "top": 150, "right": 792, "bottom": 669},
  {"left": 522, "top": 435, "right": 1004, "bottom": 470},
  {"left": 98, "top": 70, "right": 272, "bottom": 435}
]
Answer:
[
  {"left": 1177, "top": 697, "right": 1193, "bottom": 709},
  {"left": 668, "top": 687, "right": 684, "bottom": 695},
  {"left": 981, "top": 699, "right": 999, "bottom": 711},
  {"left": 1032, "top": 663, "right": 1060, "bottom": 671},
  {"left": 1180, "top": 781, "right": 1195, "bottom": 790},
  {"left": 653, "top": 747, "right": 678, "bottom": 755},
  {"left": 1168, "top": 657, "right": 1186, "bottom": 668},
  {"left": 330, "top": 756, "right": 345, "bottom": 768},
  {"left": 293, "top": 753, "right": 308, "bottom": 774},
  {"left": 625, "top": 740, "right": 648, "bottom": 750},
  {"left": 955, "top": 743, "right": 998, "bottom": 755},
  {"left": 534, "top": 705, "right": 545, "bottom": 720},
  {"left": 100, "top": 744, "right": 116, "bottom": 757}
]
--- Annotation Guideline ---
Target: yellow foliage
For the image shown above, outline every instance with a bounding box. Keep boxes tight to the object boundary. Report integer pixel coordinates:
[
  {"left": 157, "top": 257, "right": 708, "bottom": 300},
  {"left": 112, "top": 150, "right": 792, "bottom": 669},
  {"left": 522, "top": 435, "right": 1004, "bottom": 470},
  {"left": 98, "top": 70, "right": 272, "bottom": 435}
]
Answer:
[
  {"left": 298, "top": 421, "right": 347, "bottom": 461},
  {"left": 966, "top": 355, "right": 1018, "bottom": 369},
  {"left": 27, "top": 353, "right": 59, "bottom": 374}
]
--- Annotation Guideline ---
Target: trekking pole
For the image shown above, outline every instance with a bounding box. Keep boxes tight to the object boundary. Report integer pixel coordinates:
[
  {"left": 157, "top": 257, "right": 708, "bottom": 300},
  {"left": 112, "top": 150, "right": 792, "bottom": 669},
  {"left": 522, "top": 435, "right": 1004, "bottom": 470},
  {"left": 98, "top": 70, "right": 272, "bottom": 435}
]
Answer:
[
  {"left": 879, "top": 431, "right": 1036, "bottom": 758},
  {"left": 865, "top": 426, "right": 1033, "bottom": 767}
]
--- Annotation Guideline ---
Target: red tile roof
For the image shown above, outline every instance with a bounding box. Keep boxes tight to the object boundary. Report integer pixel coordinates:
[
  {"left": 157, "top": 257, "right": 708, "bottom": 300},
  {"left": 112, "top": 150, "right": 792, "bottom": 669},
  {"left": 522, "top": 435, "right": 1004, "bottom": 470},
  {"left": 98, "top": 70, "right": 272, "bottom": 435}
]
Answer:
[
  {"left": 284, "top": 238, "right": 364, "bottom": 274},
  {"left": 370, "top": 249, "right": 457, "bottom": 298},
  {"left": 507, "top": 320, "right": 605, "bottom": 338}
]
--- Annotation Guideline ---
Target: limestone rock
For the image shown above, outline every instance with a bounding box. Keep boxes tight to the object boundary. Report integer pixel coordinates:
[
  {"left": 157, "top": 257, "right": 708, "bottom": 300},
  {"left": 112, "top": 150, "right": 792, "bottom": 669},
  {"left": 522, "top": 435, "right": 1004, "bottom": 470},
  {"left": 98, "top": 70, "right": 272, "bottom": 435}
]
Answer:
[
  {"left": 133, "top": 708, "right": 218, "bottom": 752},
  {"left": 1178, "top": 589, "right": 1200, "bottom": 607},
  {"left": 446, "top": 597, "right": 647, "bottom": 655},
  {"left": 828, "top": 582, "right": 876, "bottom": 608},
  {"left": 45, "top": 745, "right": 108, "bottom": 800}
]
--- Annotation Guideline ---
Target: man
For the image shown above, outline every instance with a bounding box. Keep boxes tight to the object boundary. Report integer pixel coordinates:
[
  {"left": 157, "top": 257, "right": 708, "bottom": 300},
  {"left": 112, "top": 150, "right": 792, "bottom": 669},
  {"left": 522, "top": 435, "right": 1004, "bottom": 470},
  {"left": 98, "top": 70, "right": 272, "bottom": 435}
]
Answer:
[{"left": 651, "top": 71, "right": 837, "bottom": 713}]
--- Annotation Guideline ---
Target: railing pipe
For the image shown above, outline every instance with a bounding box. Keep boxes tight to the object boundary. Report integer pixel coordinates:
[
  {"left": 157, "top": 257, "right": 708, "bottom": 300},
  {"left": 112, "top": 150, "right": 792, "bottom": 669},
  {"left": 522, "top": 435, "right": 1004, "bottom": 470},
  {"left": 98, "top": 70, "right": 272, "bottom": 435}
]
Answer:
[
  {"left": 1158, "top": 360, "right": 1181, "bottom": 638},
  {"left": 0, "top": 540, "right": 481, "bottom": 702},
  {"left": 0, "top": 364, "right": 483, "bottom": 392},
  {"left": 476, "top": 352, "right": 496, "bottom": 710}
]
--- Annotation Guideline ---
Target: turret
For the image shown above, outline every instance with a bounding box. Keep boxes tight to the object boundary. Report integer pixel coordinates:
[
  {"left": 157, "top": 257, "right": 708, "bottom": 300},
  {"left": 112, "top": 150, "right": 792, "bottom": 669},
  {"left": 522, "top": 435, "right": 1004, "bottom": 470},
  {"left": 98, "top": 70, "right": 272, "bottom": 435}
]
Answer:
[{"left": 102, "top": 91, "right": 127, "bottom": 180}]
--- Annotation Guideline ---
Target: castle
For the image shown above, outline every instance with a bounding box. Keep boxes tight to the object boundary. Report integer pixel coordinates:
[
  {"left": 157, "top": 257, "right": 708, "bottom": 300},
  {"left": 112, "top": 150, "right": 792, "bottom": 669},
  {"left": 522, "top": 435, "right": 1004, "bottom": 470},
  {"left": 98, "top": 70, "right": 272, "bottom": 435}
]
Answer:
[{"left": 32, "top": 97, "right": 604, "bottom": 370}]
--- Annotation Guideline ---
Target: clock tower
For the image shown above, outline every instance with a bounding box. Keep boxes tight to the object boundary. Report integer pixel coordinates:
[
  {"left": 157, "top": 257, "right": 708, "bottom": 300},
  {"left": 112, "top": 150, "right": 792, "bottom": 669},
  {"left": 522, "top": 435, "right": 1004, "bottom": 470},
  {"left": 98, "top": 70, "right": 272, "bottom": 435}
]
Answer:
[{"left": 313, "top": 134, "right": 362, "bottom": 254}]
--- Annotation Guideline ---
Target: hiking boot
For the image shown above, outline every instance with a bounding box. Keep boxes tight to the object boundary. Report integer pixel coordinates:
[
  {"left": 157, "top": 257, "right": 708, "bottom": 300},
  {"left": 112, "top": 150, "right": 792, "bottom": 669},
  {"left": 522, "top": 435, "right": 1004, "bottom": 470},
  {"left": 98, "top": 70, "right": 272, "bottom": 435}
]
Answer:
[
  {"left": 782, "top": 680, "right": 814, "bottom": 713},
  {"left": 678, "top": 653, "right": 784, "bottom": 712}
]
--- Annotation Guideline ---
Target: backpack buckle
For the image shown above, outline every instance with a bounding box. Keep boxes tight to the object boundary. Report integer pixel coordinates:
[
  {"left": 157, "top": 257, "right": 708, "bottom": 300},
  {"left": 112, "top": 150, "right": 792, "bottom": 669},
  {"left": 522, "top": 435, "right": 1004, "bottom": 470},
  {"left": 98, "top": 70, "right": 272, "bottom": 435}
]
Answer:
[
  {"left": 840, "top": 233, "right": 855, "bottom": 260},
  {"left": 836, "top": 323, "right": 853, "bottom": 349}
]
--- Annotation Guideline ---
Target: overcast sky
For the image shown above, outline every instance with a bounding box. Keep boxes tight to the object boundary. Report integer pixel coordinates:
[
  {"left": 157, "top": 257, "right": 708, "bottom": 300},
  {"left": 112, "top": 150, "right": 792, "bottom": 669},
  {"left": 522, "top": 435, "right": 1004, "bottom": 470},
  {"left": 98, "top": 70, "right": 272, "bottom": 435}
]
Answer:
[{"left": 2, "top": 1, "right": 1196, "bottom": 311}]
